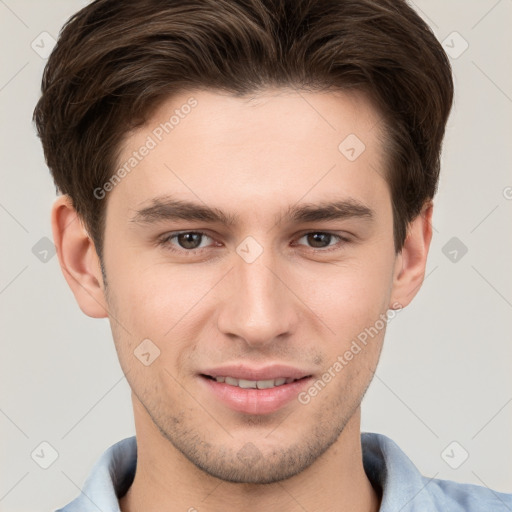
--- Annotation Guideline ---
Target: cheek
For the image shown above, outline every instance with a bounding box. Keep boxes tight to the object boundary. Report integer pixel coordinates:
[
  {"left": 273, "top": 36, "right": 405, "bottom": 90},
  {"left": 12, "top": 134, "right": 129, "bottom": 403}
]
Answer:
[
  {"left": 300, "top": 254, "right": 394, "bottom": 331},
  {"left": 309, "top": 264, "right": 392, "bottom": 393},
  {"left": 106, "top": 262, "right": 222, "bottom": 370},
  {"left": 107, "top": 261, "right": 192, "bottom": 323}
]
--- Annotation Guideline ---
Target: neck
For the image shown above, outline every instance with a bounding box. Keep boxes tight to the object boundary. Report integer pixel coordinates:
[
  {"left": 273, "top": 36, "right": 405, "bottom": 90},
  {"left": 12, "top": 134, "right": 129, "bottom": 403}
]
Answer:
[{"left": 120, "top": 397, "right": 381, "bottom": 512}]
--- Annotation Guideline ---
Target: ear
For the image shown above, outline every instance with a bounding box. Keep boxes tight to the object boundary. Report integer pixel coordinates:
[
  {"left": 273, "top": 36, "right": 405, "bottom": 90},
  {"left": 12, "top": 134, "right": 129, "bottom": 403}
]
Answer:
[
  {"left": 51, "top": 195, "right": 108, "bottom": 318},
  {"left": 389, "top": 201, "right": 433, "bottom": 309}
]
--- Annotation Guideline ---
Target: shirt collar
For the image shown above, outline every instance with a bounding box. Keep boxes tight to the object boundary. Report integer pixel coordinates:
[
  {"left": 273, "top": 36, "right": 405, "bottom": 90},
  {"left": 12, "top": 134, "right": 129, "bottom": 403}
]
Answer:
[
  {"left": 361, "top": 432, "right": 438, "bottom": 511},
  {"left": 58, "top": 432, "right": 440, "bottom": 511}
]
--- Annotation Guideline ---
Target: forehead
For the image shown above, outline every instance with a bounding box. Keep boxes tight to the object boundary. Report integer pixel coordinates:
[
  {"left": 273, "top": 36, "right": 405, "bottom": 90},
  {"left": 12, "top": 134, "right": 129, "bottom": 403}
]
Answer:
[
  {"left": 144, "top": 87, "right": 383, "bottom": 152},
  {"left": 109, "top": 87, "right": 389, "bottom": 225}
]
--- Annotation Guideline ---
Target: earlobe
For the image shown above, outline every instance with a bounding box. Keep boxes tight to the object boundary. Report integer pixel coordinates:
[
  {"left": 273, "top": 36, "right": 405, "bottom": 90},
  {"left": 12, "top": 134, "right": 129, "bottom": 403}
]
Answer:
[
  {"left": 389, "top": 202, "right": 434, "bottom": 309},
  {"left": 51, "top": 195, "right": 108, "bottom": 318}
]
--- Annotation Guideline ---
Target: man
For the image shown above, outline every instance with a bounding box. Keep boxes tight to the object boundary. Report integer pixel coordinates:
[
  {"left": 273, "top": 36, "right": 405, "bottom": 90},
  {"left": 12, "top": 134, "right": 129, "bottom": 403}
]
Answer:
[{"left": 33, "top": 0, "right": 511, "bottom": 511}]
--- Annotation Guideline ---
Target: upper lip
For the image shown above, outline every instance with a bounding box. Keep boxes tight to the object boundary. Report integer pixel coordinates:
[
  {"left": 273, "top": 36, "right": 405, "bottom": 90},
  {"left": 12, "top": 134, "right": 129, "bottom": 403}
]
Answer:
[{"left": 200, "top": 364, "right": 312, "bottom": 381}]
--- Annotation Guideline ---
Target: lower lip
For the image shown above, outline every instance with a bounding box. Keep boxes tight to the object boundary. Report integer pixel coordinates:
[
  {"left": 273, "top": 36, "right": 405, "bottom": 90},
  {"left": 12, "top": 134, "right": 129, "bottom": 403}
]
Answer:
[{"left": 200, "top": 376, "right": 312, "bottom": 415}]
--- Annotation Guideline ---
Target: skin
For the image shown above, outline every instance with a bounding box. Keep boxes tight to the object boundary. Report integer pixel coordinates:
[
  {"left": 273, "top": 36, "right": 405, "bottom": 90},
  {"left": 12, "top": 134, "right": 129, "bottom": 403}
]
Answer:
[{"left": 52, "top": 88, "right": 433, "bottom": 512}]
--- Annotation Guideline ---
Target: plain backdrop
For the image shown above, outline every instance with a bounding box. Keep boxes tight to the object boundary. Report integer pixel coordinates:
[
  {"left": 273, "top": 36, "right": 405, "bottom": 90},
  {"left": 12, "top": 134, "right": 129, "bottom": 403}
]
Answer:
[{"left": 1, "top": 1, "right": 511, "bottom": 510}]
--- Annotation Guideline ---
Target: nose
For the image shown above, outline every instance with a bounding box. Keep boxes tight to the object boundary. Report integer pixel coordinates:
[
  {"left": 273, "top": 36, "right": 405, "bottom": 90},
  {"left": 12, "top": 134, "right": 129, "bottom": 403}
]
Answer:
[{"left": 216, "top": 249, "right": 299, "bottom": 348}]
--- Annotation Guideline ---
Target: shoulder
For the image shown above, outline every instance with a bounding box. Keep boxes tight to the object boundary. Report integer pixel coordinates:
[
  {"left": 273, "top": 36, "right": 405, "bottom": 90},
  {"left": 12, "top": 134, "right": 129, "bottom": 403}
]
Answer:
[
  {"left": 426, "top": 476, "right": 512, "bottom": 511},
  {"left": 361, "top": 432, "right": 512, "bottom": 511},
  {"left": 55, "top": 436, "right": 137, "bottom": 512}
]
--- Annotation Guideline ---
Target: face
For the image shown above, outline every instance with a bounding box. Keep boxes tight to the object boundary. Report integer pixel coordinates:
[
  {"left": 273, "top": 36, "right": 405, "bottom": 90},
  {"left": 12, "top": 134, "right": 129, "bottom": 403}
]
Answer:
[{"left": 101, "top": 88, "right": 400, "bottom": 483}]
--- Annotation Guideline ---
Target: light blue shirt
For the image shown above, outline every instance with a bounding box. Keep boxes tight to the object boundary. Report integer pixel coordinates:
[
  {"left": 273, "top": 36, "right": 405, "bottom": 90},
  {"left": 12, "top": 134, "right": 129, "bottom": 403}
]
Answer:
[{"left": 57, "top": 432, "right": 512, "bottom": 511}]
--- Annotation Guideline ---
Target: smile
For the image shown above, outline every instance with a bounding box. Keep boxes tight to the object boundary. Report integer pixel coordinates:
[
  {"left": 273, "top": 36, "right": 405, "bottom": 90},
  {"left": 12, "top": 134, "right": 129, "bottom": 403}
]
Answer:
[
  {"left": 203, "top": 375, "right": 304, "bottom": 389},
  {"left": 200, "top": 371, "right": 313, "bottom": 415}
]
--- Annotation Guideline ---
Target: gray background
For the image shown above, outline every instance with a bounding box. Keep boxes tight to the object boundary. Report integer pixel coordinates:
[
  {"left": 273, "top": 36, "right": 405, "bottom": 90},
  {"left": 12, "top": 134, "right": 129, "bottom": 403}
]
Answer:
[{"left": 1, "top": 0, "right": 511, "bottom": 510}]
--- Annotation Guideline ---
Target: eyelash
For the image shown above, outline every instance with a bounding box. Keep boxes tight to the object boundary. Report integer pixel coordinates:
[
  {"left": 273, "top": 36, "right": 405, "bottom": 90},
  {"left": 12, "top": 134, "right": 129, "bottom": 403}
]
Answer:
[{"left": 157, "top": 230, "right": 351, "bottom": 255}]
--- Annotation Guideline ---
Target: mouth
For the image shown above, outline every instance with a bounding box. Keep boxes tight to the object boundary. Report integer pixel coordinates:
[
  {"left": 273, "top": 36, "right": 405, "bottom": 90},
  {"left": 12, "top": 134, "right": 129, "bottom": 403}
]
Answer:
[
  {"left": 198, "top": 365, "right": 314, "bottom": 415},
  {"left": 201, "top": 374, "right": 310, "bottom": 389}
]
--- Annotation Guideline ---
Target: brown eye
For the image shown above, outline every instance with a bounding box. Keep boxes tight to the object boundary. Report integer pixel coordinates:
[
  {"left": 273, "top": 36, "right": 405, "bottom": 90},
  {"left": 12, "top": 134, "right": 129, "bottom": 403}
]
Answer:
[
  {"left": 305, "top": 232, "right": 334, "bottom": 248},
  {"left": 159, "top": 231, "right": 214, "bottom": 252},
  {"left": 176, "top": 232, "right": 203, "bottom": 249},
  {"left": 296, "top": 232, "right": 344, "bottom": 250}
]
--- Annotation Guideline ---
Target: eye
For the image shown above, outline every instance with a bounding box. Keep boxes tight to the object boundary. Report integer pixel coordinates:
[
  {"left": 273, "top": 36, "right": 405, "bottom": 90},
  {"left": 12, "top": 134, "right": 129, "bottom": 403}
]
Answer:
[
  {"left": 157, "top": 230, "right": 349, "bottom": 255},
  {"left": 295, "top": 232, "right": 348, "bottom": 250},
  {"left": 159, "top": 231, "right": 215, "bottom": 252}
]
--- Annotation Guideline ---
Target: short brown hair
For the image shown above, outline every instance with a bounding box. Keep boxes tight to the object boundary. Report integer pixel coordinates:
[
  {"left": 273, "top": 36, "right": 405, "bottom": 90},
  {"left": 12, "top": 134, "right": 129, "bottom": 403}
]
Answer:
[{"left": 33, "top": 0, "right": 453, "bottom": 260}]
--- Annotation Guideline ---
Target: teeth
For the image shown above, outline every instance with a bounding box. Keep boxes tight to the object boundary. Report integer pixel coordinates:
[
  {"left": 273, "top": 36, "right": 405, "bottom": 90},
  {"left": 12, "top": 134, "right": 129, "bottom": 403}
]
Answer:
[
  {"left": 213, "top": 376, "right": 298, "bottom": 389},
  {"left": 256, "top": 379, "right": 276, "bottom": 389},
  {"left": 238, "top": 378, "right": 257, "bottom": 389}
]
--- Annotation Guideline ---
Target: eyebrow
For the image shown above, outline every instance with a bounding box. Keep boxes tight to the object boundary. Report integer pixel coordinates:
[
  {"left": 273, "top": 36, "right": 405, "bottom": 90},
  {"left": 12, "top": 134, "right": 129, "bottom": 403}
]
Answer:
[{"left": 130, "top": 195, "right": 375, "bottom": 227}]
